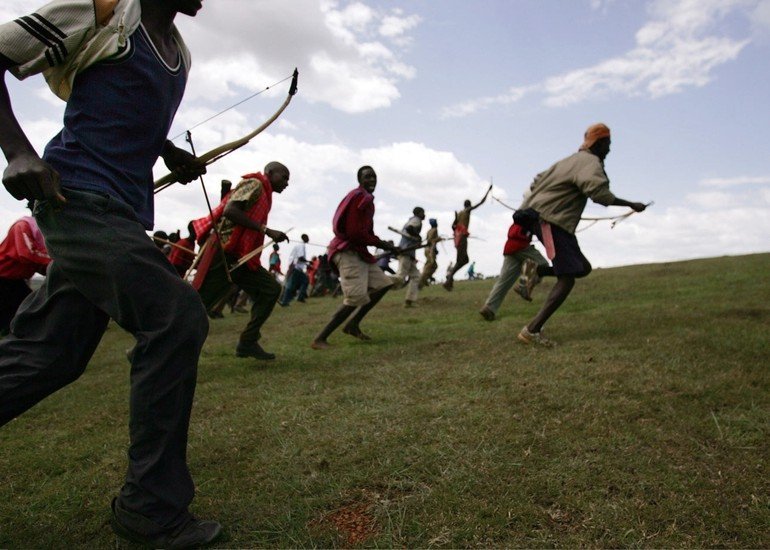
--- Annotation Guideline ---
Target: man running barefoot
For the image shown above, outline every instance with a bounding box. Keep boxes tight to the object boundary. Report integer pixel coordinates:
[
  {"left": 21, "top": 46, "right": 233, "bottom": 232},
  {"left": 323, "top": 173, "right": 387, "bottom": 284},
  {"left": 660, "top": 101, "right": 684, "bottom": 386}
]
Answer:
[
  {"left": 311, "top": 166, "right": 396, "bottom": 349},
  {"left": 445, "top": 184, "right": 492, "bottom": 290}
]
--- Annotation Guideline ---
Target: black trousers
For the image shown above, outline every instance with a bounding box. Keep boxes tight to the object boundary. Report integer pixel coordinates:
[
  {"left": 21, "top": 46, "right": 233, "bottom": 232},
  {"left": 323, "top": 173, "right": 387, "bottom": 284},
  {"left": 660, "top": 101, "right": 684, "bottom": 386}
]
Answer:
[
  {"left": 0, "top": 278, "right": 31, "bottom": 333},
  {"left": 0, "top": 190, "right": 209, "bottom": 529},
  {"left": 198, "top": 257, "right": 281, "bottom": 345}
]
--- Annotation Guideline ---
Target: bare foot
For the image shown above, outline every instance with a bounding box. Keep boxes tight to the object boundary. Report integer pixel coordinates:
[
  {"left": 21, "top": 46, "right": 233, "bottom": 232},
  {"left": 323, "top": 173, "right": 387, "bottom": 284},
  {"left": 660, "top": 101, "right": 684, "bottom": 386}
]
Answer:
[{"left": 311, "top": 339, "right": 330, "bottom": 350}]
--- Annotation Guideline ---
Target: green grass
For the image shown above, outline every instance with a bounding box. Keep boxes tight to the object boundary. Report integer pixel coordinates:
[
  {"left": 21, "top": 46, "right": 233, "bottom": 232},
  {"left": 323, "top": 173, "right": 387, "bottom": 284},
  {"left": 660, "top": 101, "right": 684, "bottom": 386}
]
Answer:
[{"left": 1, "top": 253, "right": 768, "bottom": 548}]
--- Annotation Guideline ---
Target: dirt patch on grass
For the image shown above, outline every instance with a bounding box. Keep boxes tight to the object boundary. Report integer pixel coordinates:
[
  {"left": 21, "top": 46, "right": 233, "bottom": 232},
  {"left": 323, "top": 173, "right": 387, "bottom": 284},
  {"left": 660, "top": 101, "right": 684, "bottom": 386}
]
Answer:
[
  {"left": 309, "top": 484, "right": 424, "bottom": 545},
  {"left": 314, "top": 501, "right": 379, "bottom": 546}
]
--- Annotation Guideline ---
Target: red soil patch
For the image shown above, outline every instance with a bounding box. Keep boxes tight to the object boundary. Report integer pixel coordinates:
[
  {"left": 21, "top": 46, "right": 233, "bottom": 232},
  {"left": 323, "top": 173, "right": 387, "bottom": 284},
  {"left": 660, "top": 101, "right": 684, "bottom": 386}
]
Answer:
[{"left": 313, "top": 501, "right": 379, "bottom": 546}]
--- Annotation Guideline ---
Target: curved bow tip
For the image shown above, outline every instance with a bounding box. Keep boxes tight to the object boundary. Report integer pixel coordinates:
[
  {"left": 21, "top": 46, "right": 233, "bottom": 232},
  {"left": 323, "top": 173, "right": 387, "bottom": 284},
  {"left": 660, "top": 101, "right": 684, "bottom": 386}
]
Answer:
[{"left": 289, "top": 68, "right": 299, "bottom": 96}]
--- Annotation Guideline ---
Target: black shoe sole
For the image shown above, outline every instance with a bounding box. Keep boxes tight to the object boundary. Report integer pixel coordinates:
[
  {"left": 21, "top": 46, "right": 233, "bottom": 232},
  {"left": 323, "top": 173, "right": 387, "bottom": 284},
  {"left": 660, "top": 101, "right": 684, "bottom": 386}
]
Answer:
[{"left": 235, "top": 351, "right": 276, "bottom": 360}]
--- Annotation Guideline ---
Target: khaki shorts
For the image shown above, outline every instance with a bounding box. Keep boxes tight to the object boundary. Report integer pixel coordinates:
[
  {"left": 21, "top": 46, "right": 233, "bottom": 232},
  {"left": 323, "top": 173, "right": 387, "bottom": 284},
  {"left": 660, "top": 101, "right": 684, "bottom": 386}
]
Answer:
[{"left": 334, "top": 250, "right": 393, "bottom": 306}]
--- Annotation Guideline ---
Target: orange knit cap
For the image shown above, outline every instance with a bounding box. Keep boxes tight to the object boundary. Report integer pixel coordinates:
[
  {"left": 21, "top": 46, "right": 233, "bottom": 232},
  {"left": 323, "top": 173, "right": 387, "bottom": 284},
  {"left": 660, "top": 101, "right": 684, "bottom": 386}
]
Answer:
[{"left": 580, "top": 123, "right": 611, "bottom": 150}]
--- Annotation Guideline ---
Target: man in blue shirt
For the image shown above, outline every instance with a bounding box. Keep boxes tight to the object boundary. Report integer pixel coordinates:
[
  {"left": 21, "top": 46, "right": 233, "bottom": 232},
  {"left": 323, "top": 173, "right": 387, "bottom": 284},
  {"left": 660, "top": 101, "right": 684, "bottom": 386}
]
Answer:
[{"left": 0, "top": 0, "right": 222, "bottom": 547}]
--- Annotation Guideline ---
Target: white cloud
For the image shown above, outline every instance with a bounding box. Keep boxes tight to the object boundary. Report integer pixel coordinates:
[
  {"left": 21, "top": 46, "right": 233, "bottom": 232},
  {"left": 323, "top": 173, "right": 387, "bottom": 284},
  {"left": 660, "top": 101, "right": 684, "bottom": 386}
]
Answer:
[
  {"left": 442, "top": 0, "right": 757, "bottom": 116},
  {"left": 752, "top": 0, "right": 770, "bottom": 31},
  {"left": 686, "top": 190, "right": 743, "bottom": 208},
  {"left": 579, "top": 196, "right": 770, "bottom": 267},
  {"left": 700, "top": 175, "right": 770, "bottom": 187},
  {"left": 176, "top": 1, "right": 419, "bottom": 114},
  {"left": 379, "top": 10, "right": 421, "bottom": 47},
  {"left": 441, "top": 86, "right": 533, "bottom": 119}
]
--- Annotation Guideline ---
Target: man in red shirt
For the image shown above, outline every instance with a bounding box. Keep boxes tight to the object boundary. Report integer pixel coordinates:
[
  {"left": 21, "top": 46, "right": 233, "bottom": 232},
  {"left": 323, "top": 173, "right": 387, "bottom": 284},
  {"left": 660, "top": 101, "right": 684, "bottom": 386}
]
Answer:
[
  {"left": 196, "top": 163, "right": 289, "bottom": 360},
  {"left": 478, "top": 215, "right": 549, "bottom": 322},
  {"left": 311, "top": 166, "right": 396, "bottom": 349},
  {"left": 0, "top": 213, "right": 51, "bottom": 334}
]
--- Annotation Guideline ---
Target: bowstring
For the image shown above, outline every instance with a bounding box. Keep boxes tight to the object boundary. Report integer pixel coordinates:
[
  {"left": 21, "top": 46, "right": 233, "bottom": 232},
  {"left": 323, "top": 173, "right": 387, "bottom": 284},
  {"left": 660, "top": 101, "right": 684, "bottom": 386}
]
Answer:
[{"left": 168, "top": 73, "right": 294, "bottom": 142}]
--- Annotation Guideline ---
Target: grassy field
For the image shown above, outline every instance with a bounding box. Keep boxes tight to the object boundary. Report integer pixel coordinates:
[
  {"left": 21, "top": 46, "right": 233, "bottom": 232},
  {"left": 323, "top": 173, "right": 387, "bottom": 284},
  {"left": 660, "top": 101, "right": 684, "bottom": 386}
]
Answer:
[{"left": 0, "top": 253, "right": 768, "bottom": 548}]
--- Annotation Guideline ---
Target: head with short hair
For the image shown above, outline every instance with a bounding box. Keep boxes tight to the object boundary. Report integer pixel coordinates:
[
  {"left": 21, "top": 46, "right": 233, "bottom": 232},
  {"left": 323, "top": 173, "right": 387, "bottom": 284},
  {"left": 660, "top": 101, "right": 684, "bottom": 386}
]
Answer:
[
  {"left": 152, "top": 231, "right": 168, "bottom": 250},
  {"left": 464, "top": 200, "right": 471, "bottom": 208},
  {"left": 272, "top": 244, "right": 280, "bottom": 251},
  {"left": 301, "top": 234, "right": 309, "bottom": 243},
  {"left": 357, "top": 165, "right": 377, "bottom": 193},
  {"left": 413, "top": 207, "right": 425, "bottom": 219},
  {"left": 264, "top": 161, "right": 290, "bottom": 193}
]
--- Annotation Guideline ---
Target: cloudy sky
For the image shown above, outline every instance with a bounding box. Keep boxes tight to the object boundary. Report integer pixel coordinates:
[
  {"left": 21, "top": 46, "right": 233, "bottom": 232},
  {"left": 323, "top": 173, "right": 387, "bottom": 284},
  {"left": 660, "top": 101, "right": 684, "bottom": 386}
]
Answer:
[{"left": 1, "top": 0, "right": 769, "bottom": 278}]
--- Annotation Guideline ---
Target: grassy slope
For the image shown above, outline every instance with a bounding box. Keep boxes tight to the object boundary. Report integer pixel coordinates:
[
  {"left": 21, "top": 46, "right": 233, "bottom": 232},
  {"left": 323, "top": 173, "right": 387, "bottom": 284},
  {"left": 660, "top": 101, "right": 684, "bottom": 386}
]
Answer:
[{"left": 0, "top": 253, "right": 767, "bottom": 548}]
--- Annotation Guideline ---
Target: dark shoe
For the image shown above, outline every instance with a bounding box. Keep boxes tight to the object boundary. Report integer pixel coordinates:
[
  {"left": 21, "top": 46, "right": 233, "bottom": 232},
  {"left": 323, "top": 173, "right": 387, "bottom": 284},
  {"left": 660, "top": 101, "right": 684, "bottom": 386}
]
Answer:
[
  {"left": 342, "top": 326, "right": 372, "bottom": 341},
  {"left": 236, "top": 342, "right": 276, "bottom": 360},
  {"left": 479, "top": 306, "right": 495, "bottom": 321},
  {"left": 111, "top": 498, "right": 222, "bottom": 549}
]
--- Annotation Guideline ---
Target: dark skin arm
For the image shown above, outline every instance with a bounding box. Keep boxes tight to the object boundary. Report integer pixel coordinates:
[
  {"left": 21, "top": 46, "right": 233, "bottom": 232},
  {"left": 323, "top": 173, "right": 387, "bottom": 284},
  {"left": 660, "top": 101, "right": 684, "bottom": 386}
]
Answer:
[
  {"left": 160, "top": 140, "right": 206, "bottom": 184},
  {"left": 1, "top": 53, "right": 203, "bottom": 199},
  {"left": 610, "top": 197, "right": 647, "bottom": 212},
  {"left": 469, "top": 183, "right": 493, "bottom": 211},
  {"left": 224, "top": 200, "right": 288, "bottom": 243},
  {"left": 377, "top": 238, "right": 398, "bottom": 252},
  {"left": 0, "top": 53, "right": 65, "bottom": 204}
]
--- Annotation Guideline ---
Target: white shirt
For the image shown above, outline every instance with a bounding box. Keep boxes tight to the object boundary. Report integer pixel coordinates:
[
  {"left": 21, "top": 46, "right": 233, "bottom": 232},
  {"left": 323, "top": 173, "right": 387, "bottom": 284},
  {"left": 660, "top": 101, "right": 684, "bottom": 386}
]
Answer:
[{"left": 289, "top": 243, "right": 308, "bottom": 272}]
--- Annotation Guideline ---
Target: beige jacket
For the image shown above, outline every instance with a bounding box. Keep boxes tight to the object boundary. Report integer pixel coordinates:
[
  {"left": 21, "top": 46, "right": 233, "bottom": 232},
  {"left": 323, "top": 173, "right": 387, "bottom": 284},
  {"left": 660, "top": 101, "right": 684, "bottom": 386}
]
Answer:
[
  {"left": 520, "top": 150, "right": 616, "bottom": 234},
  {"left": 0, "top": 0, "right": 190, "bottom": 100}
]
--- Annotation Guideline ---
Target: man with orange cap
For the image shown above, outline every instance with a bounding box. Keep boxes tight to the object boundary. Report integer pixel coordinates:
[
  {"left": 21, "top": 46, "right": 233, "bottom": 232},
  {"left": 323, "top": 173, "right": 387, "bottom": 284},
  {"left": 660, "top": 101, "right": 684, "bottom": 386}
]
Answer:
[{"left": 515, "top": 123, "right": 647, "bottom": 346}]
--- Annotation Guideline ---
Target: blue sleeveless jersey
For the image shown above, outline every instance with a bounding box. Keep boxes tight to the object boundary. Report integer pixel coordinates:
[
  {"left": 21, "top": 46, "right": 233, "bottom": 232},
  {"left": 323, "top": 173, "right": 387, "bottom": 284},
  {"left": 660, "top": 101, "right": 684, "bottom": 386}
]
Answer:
[{"left": 44, "top": 24, "right": 187, "bottom": 229}]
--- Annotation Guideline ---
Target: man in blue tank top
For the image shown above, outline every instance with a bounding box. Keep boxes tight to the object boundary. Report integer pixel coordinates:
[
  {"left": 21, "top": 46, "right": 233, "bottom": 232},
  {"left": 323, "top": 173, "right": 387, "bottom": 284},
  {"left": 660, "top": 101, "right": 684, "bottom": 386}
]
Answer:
[{"left": 0, "top": 0, "right": 222, "bottom": 547}]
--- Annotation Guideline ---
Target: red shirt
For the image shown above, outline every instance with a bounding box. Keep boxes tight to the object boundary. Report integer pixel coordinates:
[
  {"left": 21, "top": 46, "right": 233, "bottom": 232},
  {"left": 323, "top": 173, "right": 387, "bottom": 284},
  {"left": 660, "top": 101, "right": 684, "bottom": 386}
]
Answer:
[
  {"left": 191, "top": 172, "right": 273, "bottom": 271},
  {"left": 223, "top": 173, "right": 273, "bottom": 270},
  {"left": 0, "top": 217, "right": 51, "bottom": 279},
  {"left": 168, "top": 237, "right": 195, "bottom": 272},
  {"left": 503, "top": 223, "right": 532, "bottom": 255},
  {"left": 327, "top": 187, "right": 381, "bottom": 263}
]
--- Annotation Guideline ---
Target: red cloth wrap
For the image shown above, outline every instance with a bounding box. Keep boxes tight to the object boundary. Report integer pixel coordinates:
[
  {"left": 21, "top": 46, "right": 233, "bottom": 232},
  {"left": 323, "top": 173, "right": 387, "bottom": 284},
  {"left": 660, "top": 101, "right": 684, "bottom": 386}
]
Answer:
[
  {"left": 453, "top": 223, "right": 469, "bottom": 248},
  {"left": 223, "top": 172, "right": 273, "bottom": 271},
  {"left": 0, "top": 217, "right": 50, "bottom": 279}
]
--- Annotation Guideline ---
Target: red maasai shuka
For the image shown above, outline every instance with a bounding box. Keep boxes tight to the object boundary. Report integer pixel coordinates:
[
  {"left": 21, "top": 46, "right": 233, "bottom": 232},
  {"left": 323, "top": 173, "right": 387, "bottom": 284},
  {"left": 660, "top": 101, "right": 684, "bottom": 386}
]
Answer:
[
  {"left": 191, "top": 191, "right": 231, "bottom": 246},
  {"left": 453, "top": 224, "right": 469, "bottom": 248},
  {"left": 223, "top": 172, "right": 273, "bottom": 271}
]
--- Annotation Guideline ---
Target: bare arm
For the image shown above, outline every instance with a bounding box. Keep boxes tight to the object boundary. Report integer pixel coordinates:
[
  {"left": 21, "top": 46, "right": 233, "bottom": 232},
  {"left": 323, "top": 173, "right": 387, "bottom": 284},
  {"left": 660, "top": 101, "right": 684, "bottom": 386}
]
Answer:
[
  {"left": 160, "top": 140, "right": 206, "bottom": 185},
  {"left": 470, "top": 183, "right": 493, "bottom": 211},
  {"left": 0, "top": 53, "right": 65, "bottom": 204},
  {"left": 610, "top": 197, "right": 647, "bottom": 212}
]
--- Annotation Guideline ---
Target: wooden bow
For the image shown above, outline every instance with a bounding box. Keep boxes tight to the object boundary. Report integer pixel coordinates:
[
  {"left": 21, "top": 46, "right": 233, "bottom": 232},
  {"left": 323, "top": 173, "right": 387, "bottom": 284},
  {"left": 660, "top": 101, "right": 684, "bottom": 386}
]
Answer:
[{"left": 154, "top": 68, "right": 299, "bottom": 193}]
